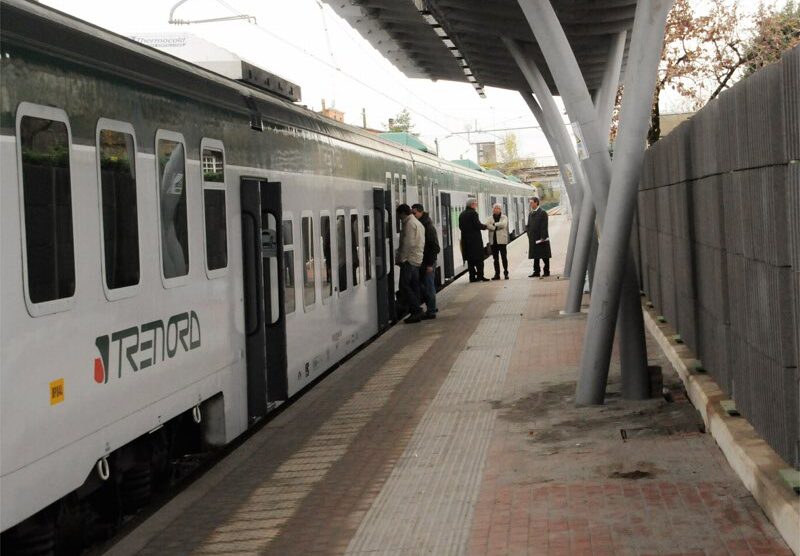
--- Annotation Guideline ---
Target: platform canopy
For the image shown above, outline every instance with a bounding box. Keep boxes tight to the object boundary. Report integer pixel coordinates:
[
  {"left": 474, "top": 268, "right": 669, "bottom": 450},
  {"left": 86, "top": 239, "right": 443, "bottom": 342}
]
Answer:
[{"left": 323, "top": 0, "right": 634, "bottom": 97}]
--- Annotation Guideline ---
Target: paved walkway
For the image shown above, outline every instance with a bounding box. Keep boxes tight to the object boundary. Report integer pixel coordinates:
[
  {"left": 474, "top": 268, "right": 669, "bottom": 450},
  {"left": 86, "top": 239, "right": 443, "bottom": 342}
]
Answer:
[{"left": 108, "top": 216, "right": 792, "bottom": 556}]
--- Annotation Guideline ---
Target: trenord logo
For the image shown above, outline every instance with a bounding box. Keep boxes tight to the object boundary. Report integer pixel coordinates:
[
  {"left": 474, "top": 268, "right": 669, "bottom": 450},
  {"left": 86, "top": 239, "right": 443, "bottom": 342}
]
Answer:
[{"left": 94, "top": 311, "right": 201, "bottom": 384}]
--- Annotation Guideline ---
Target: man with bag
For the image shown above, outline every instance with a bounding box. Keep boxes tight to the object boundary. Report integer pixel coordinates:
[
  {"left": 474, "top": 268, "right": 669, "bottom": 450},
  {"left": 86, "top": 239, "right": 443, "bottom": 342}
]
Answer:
[
  {"left": 459, "top": 198, "right": 488, "bottom": 282},
  {"left": 485, "top": 203, "right": 510, "bottom": 280},
  {"left": 395, "top": 204, "right": 426, "bottom": 323},
  {"left": 412, "top": 203, "right": 440, "bottom": 319},
  {"left": 526, "top": 196, "right": 551, "bottom": 278}
]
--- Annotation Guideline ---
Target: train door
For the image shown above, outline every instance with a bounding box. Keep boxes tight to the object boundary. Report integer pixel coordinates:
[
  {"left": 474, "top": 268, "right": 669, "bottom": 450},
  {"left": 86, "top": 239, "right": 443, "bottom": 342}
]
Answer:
[
  {"left": 440, "top": 192, "right": 454, "bottom": 279},
  {"left": 240, "top": 178, "right": 288, "bottom": 423},
  {"left": 373, "top": 188, "right": 393, "bottom": 328}
]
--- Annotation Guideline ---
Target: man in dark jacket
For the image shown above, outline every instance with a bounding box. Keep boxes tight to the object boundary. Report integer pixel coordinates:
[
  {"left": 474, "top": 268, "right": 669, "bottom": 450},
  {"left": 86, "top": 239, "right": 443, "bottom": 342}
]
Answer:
[
  {"left": 459, "top": 198, "right": 488, "bottom": 282},
  {"left": 527, "top": 196, "right": 551, "bottom": 278},
  {"left": 412, "top": 204, "right": 440, "bottom": 319}
]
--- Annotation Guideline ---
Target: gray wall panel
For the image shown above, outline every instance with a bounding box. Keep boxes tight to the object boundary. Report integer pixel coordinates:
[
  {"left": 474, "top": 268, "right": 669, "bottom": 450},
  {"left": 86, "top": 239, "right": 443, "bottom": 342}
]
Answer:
[{"left": 636, "top": 46, "right": 799, "bottom": 468}]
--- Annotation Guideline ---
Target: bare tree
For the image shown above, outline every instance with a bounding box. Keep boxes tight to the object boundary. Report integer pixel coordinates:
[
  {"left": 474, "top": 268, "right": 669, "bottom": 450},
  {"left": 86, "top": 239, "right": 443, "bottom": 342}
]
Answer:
[{"left": 648, "top": 0, "right": 800, "bottom": 145}]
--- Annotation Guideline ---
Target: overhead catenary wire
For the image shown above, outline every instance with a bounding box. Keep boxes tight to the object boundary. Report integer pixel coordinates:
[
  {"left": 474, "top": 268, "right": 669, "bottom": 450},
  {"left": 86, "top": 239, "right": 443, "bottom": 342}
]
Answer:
[{"left": 209, "top": 0, "right": 468, "bottom": 139}]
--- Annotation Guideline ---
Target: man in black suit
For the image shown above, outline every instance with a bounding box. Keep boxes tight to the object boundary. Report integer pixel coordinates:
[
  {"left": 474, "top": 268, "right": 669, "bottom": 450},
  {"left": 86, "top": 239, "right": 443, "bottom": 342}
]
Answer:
[
  {"left": 526, "top": 196, "right": 551, "bottom": 278},
  {"left": 459, "top": 198, "right": 489, "bottom": 282}
]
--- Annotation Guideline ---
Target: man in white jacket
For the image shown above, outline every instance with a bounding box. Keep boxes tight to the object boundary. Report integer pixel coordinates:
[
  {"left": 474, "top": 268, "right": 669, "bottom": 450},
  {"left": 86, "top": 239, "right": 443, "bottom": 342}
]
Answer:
[
  {"left": 395, "top": 204, "right": 425, "bottom": 323},
  {"left": 485, "top": 203, "right": 510, "bottom": 280}
]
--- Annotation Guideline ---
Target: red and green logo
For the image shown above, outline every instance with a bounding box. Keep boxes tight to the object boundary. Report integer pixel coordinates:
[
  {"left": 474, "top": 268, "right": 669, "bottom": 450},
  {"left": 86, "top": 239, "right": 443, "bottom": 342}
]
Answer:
[{"left": 94, "top": 311, "right": 201, "bottom": 384}]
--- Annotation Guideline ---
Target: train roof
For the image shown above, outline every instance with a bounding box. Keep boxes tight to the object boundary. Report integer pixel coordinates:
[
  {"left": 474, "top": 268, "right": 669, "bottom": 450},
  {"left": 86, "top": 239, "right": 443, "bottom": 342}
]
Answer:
[{"left": 0, "top": 0, "right": 532, "bottom": 191}]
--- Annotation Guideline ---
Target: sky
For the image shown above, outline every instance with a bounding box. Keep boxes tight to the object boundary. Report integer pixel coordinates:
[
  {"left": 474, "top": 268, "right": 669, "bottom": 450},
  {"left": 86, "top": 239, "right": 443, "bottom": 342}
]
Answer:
[{"left": 41, "top": 0, "right": 781, "bottom": 164}]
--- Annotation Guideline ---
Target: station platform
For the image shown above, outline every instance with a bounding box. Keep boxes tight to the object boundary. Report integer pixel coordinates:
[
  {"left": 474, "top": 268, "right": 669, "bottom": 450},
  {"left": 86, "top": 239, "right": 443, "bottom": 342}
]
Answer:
[{"left": 107, "top": 216, "right": 792, "bottom": 556}]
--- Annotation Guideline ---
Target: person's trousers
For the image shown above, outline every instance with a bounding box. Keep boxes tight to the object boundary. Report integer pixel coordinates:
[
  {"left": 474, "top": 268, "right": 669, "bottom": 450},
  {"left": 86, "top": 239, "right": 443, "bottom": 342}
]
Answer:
[
  {"left": 532, "top": 257, "right": 550, "bottom": 276},
  {"left": 419, "top": 267, "right": 437, "bottom": 315},
  {"left": 492, "top": 244, "right": 508, "bottom": 276},
  {"left": 467, "top": 257, "right": 485, "bottom": 281},
  {"left": 399, "top": 262, "right": 422, "bottom": 315}
]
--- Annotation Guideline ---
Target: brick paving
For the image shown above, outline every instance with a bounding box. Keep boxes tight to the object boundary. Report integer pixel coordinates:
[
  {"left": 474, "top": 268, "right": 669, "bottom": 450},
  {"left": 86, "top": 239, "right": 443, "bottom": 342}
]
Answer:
[{"left": 110, "top": 216, "right": 792, "bottom": 556}]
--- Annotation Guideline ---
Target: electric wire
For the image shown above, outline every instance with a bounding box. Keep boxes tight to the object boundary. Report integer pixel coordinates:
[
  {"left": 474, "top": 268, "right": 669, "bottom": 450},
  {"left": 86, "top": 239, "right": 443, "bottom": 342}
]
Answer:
[{"left": 210, "top": 0, "right": 464, "bottom": 137}]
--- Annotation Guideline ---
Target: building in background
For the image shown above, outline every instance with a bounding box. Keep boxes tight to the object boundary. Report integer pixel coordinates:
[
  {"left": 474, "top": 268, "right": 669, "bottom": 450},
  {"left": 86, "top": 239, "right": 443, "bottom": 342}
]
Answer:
[
  {"left": 476, "top": 142, "right": 497, "bottom": 165},
  {"left": 319, "top": 99, "right": 344, "bottom": 123},
  {"left": 660, "top": 112, "right": 695, "bottom": 137}
]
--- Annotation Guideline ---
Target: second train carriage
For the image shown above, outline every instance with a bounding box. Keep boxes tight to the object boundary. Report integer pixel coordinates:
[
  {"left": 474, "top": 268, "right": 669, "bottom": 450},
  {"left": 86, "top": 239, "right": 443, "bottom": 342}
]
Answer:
[{"left": 0, "top": 0, "right": 533, "bottom": 547}]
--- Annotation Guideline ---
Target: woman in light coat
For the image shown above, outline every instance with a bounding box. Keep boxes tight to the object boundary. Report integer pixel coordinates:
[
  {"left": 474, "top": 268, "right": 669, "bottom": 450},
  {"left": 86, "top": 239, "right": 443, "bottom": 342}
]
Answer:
[{"left": 485, "top": 203, "right": 509, "bottom": 280}]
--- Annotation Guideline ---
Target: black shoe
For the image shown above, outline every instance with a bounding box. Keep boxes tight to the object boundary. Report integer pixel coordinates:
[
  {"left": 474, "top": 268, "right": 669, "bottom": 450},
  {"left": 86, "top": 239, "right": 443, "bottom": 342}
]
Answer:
[
  {"left": 469, "top": 278, "right": 478, "bottom": 283},
  {"left": 504, "top": 272, "right": 509, "bottom": 280},
  {"left": 479, "top": 277, "right": 490, "bottom": 282},
  {"left": 543, "top": 272, "right": 550, "bottom": 278},
  {"left": 491, "top": 275, "right": 501, "bottom": 281},
  {"left": 404, "top": 312, "right": 423, "bottom": 324},
  {"left": 422, "top": 313, "right": 437, "bottom": 320},
  {"left": 529, "top": 273, "right": 540, "bottom": 278}
]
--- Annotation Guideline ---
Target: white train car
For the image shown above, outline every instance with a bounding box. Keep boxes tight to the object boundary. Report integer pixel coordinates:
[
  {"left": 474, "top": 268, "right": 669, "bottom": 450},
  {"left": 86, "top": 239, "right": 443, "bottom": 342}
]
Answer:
[{"left": 0, "top": 1, "right": 533, "bottom": 552}]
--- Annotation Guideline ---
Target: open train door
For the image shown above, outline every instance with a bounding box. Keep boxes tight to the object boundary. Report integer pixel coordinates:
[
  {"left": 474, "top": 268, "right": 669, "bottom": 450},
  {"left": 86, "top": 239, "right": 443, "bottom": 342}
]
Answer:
[
  {"left": 241, "top": 178, "right": 288, "bottom": 423},
  {"left": 440, "top": 192, "right": 455, "bottom": 280},
  {"left": 373, "top": 188, "right": 395, "bottom": 328}
]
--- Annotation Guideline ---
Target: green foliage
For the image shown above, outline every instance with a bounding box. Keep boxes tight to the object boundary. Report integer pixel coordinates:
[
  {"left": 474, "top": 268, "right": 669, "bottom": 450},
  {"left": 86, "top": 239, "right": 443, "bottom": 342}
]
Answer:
[
  {"left": 743, "top": 0, "right": 800, "bottom": 75},
  {"left": 203, "top": 171, "right": 225, "bottom": 183},
  {"left": 385, "top": 109, "right": 414, "bottom": 133},
  {"left": 21, "top": 146, "right": 69, "bottom": 168},
  {"left": 100, "top": 156, "right": 131, "bottom": 173}
]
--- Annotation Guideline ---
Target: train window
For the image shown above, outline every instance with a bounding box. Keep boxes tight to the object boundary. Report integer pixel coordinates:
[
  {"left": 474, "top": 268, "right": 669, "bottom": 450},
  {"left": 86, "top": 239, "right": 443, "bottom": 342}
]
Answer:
[
  {"left": 393, "top": 174, "right": 400, "bottom": 233},
  {"left": 202, "top": 149, "right": 224, "bottom": 182},
  {"left": 435, "top": 185, "right": 440, "bottom": 225},
  {"left": 201, "top": 145, "right": 227, "bottom": 274},
  {"left": 384, "top": 207, "right": 392, "bottom": 274},
  {"left": 320, "top": 214, "right": 332, "bottom": 302},
  {"left": 363, "top": 214, "right": 372, "bottom": 281},
  {"left": 156, "top": 136, "right": 189, "bottom": 280},
  {"left": 266, "top": 213, "right": 279, "bottom": 324},
  {"left": 401, "top": 175, "right": 407, "bottom": 203},
  {"left": 350, "top": 212, "right": 361, "bottom": 287},
  {"left": 283, "top": 218, "right": 296, "bottom": 315},
  {"left": 301, "top": 215, "right": 316, "bottom": 310},
  {"left": 336, "top": 213, "right": 347, "bottom": 293},
  {"left": 98, "top": 127, "right": 140, "bottom": 291},
  {"left": 19, "top": 113, "right": 75, "bottom": 306}
]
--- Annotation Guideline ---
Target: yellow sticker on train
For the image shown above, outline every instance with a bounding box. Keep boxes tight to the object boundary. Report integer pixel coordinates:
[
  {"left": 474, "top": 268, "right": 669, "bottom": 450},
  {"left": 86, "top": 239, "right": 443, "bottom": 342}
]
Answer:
[{"left": 50, "top": 379, "right": 64, "bottom": 405}]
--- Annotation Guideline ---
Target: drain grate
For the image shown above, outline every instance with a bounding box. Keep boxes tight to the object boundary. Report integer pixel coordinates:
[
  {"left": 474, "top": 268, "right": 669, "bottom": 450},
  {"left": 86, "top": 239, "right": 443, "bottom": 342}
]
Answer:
[{"left": 620, "top": 423, "right": 705, "bottom": 441}]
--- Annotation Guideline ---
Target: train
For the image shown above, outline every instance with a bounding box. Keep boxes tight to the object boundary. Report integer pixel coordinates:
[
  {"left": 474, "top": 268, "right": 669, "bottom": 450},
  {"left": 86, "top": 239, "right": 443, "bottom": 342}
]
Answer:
[{"left": 0, "top": 0, "right": 533, "bottom": 552}]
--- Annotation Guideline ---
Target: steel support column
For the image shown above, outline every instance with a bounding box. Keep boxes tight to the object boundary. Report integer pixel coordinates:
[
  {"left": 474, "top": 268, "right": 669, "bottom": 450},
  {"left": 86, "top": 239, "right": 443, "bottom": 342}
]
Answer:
[
  {"left": 584, "top": 30, "right": 627, "bottom": 291},
  {"left": 515, "top": 88, "right": 585, "bottom": 280},
  {"left": 579, "top": 0, "right": 674, "bottom": 402},
  {"left": 505, "top": 38, "right": 591, "bottom": 286},
  {"left": 525, "top": 98, "right": 583, "bottom": 279},
  {"left": 563, "top": 30, "right": 626, "bottom": 310},
  {"left": 517, "top": 0, "right": 649, "bottom": 403}
]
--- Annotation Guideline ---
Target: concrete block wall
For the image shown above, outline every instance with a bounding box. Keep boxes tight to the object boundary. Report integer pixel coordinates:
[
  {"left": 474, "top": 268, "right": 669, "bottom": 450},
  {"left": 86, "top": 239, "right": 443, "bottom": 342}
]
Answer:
[{"left": 637, "top": 46, "right": 800, "bottom": 468}]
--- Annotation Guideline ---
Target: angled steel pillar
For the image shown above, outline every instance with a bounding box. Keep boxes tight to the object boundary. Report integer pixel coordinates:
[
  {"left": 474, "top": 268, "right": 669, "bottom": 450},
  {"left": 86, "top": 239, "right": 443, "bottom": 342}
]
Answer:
[
  {"left": 504, "top": 37, "right": 588, "bottom": 282},
  {"left": 584, "top": 31, "right": 627, "bottom": 291},
  {"left": 519, "top": 93, "right": 582, "bottom": 279},
  {"left": 595, "top": 31, "right": 628, "bottom": 138},
  {"left": 564, "top": 30, "right": 626, "bottom": 306},
  {"left": 516, "top": 0, "right": 649, "bottom": 403},
  {"left": 579, "top": 0, "right": 674, "bottom": 401}
]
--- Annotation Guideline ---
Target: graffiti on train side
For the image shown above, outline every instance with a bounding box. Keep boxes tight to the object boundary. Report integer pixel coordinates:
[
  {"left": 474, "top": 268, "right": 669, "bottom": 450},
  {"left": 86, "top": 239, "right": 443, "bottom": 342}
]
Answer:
[{"left": 94, "top": 311, "right": 201, "bottom": 384}]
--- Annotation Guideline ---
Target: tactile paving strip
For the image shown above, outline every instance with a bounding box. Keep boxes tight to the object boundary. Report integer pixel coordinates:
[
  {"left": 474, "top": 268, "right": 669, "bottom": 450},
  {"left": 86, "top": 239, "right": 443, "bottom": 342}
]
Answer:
[{"left": 344, "top": 289, "right": 526, "bottom": 556}]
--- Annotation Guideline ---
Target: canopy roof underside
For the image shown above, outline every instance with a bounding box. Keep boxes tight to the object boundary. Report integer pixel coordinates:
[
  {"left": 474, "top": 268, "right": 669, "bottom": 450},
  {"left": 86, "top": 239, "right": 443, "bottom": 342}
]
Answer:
[{"left": 323, "top": 0, "right": 634, "bottom": 96}]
